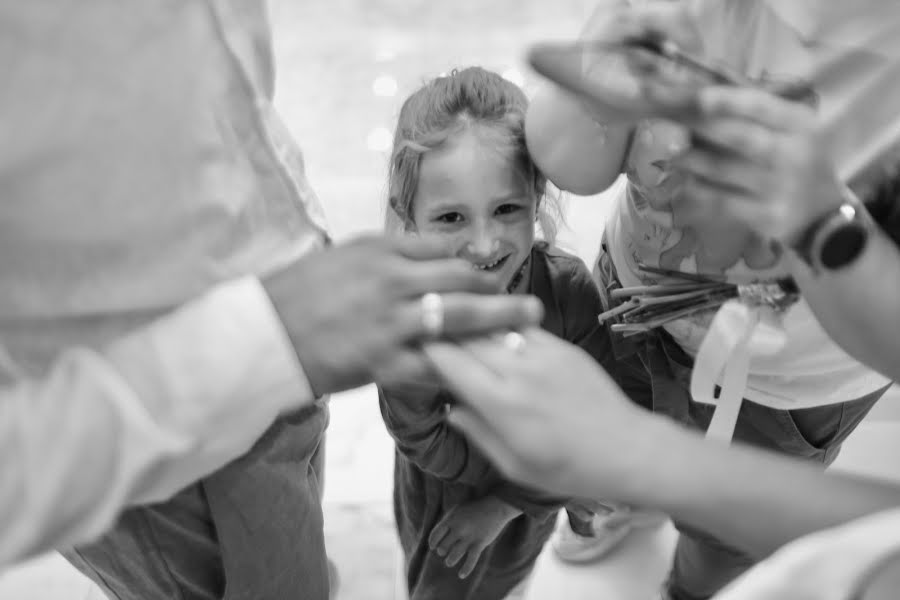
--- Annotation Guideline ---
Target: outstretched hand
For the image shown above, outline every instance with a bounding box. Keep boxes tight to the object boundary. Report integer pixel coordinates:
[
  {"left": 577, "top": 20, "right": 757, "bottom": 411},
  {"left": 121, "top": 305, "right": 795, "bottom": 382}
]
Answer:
[
  {"left": 672, "top": 85, "right": 844, "bottom": 245},
  {"left": 423, "top": 328, "right": 647, "bottom": 500},
  {"left": 263, "top": 235, "right": 544, "bottom": 396},
  {"left": 530, "top": 0, "right": 707, "bottom": 123}
]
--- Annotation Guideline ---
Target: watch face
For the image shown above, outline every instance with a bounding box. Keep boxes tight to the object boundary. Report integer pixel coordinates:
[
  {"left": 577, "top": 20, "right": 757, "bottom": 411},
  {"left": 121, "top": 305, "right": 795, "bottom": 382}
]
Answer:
[{"left": 820, "top": 223, "right": 868, "bottom": 269}]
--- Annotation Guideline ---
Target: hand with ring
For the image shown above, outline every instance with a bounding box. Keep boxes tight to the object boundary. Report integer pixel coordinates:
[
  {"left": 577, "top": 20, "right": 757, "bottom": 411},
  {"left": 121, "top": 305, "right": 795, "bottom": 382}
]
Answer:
[{"left": 262, "top": 235, "right": 544, "bottom": 395}]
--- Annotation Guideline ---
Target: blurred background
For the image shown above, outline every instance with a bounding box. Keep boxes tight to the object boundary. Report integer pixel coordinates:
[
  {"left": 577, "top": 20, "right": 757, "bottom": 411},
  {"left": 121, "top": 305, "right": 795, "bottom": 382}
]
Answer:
[{"left": 268, "top": 0, "right": 605, "bottom": 250}]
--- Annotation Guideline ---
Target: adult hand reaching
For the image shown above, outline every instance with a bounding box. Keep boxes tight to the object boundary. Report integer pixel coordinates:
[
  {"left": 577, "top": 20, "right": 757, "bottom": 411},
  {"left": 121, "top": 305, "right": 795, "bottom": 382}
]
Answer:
[
  {"left": 674, "top": 85, "right": 843, "bottom": 246},
  {"left": 422, "top": 328, "right": 647, "bottom": 500},
  {"left": 529, "top": 0, "right": 706, "bottom": 124},
  {"left": 262, "top": 235, "right": 543, "bottom": 396}
]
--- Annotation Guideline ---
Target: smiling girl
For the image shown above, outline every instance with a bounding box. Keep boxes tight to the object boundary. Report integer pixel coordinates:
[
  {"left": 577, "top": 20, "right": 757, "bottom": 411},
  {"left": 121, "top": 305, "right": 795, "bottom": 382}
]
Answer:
[{"left": 379, "top": 66, "right": 617, "bottom": 599}]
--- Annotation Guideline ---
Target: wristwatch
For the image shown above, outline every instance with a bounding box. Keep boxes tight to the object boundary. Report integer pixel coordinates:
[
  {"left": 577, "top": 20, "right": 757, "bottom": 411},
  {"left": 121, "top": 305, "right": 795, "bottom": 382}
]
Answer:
[{"left": 791, "top": 201, "right": 870, "bottom": 272}]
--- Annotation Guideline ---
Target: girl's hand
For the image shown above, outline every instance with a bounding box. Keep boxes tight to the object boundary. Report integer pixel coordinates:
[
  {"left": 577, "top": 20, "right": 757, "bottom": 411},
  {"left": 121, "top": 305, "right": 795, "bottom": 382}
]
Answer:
[
  {"left": 673, "top": 86, "right": 845, "bottom": 246},
  {"left": 428, "top": 497, "right": 520, "bottom": 579}
]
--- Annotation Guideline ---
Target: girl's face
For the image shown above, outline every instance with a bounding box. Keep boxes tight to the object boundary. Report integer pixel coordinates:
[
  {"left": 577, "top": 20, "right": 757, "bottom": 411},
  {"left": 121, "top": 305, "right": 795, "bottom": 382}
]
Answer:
[{"left": 411, "top": 129, "right": 537, "bottom": 289}]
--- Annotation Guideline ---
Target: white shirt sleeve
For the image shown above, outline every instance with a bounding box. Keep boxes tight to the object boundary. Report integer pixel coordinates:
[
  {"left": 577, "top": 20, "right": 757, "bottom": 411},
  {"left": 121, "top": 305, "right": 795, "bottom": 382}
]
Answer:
[
  {"left": 715, "top": 507, "right": 900, "bottom": 599},
  {"left": 0, "top": 276, "right": 313, "bottom": 566}
]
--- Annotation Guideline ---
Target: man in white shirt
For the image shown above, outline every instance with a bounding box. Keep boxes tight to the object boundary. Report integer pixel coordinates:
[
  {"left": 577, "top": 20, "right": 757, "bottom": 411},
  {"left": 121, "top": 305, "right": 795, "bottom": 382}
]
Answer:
[{"left": 0, "top": 1, "right": 542, "bottom": 598}]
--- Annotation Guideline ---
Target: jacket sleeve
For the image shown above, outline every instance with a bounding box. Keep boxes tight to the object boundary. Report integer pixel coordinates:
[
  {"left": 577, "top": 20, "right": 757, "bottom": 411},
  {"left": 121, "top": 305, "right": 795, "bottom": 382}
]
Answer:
[{"left": 380, "top": 381, "right": 566, "bottom": 518}]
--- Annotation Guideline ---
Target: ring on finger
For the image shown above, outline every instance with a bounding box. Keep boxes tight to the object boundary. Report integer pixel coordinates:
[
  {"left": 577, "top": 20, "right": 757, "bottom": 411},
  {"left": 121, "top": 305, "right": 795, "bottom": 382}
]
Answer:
[
  {"left": 502, "top": 331, "right": 527, "bottom": 354},
  {"left": 420, "top": 292, "right": 445, "bottom": 338}
]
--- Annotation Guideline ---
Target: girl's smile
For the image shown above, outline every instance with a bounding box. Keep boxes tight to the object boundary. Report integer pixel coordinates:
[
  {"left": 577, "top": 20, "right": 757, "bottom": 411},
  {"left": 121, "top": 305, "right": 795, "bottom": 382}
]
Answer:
[{"left": 411, "top": 128, "right": 537, "bottom": 289}]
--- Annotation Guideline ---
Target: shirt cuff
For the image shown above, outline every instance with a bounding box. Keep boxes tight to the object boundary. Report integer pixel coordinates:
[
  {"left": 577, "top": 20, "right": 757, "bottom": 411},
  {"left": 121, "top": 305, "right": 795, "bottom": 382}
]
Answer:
[{"left": 103, "top": 275, "right": 314, "bottom": 501}]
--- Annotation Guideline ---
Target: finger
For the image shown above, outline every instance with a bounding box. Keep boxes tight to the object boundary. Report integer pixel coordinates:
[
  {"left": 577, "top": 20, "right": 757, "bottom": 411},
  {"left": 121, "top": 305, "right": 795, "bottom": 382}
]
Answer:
[
  {"left": 434, "top": 530, "right": 457, "bottom": 557},
  {"left": 621, "top": 4, "right": 704, "bottom": 54},
  {"left": 673, "top": 147, "right": 763, "bottom": 194},
  {"left": 457, "top": 325, "right": 560, "bottom": 375},
  {"left": 680, "top": 174, "right": 766, "bottom": 231},
  {"left": 399, "top": 293, "right": 544, "bottom": 342},
  {"left": 459, "top": 547, "right": 483, "bottom": 579},
  {"left": 689, "top": 119, "right": 778, "bottom": 165},
  {"left": 390, "top": 234, "right": 454, "bottom": 260},
  {"left": 681, "top": 169, "right": 756, "bottom": 205},
  {"left": 445, "top": 540, "right": 469, "bottom": 568},
  {"left": 428, "top": 519, "right": 451, "bottom": 550},
  {"left": 422, "top": 342, "right": 509, "bottom": 404},
  {"left": 670, "top": 174, "right": 727, "bottom": 225},
  {"left": 698, "top": 86, "right": 815, "bottom": 132},
  {"left": 455, "top": 334, "right": 530, "bottom": 378},
  {"left": 638, "top": 75, "right": 701, "bottom": 119},
  {"left": 443, "top": 293, "right": 544, "bottom": 337},
  {"left": 398, "top": 259, "right": 503, "bottom": 296}
]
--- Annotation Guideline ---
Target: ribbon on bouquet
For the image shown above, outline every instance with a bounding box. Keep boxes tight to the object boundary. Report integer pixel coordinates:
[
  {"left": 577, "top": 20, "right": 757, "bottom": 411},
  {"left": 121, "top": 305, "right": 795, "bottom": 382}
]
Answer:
[{"left": 598, "top": 264, "right": 799, "bottom": 442}]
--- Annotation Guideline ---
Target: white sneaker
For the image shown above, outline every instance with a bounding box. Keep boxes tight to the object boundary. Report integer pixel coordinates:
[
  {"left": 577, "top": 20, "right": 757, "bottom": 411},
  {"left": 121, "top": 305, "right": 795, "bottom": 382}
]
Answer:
[{"left": 551, "top": 510, "right": 634, "bottom": 564}]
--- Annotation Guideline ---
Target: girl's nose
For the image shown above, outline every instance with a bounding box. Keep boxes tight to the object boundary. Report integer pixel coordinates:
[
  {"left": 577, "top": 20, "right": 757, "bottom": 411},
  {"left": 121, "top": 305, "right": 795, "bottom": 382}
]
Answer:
[{"left": 461, "top": 231, "right": 499, "bottom": 260}]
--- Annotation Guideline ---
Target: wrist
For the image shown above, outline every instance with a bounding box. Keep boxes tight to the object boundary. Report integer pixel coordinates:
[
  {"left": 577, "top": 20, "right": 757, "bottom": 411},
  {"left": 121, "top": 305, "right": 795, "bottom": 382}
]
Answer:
[
  {"left": 260, "top": 269, "right": 329, "bottom": 397},
  {"left": 788, "top": 190, "right": 870, "bottom": 274}
]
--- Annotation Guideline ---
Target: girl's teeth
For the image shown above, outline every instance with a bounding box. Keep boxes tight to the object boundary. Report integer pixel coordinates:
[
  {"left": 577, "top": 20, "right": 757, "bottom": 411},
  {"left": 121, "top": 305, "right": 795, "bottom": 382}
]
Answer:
[{"left": 474, "top": 258, "right": 502, "bottom": 270}]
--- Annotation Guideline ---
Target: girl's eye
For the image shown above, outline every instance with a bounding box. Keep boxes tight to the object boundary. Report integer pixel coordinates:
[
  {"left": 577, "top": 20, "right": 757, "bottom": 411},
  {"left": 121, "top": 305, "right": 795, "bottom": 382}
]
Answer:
[
  {"left": 434, "top": 212, "right": 464, "bottom": 224},
  {"left": 495, "top": 203, "right": 523, "bottom": 216}
]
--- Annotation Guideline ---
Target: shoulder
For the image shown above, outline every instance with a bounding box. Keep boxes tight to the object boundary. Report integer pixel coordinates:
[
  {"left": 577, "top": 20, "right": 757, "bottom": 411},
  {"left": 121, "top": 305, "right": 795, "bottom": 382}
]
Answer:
[
  {"left": 531, "top": 243, "right": 603, "bottom": 319},
  {"left": 533, "top": 243, "right": 595, "bottom": 288}
]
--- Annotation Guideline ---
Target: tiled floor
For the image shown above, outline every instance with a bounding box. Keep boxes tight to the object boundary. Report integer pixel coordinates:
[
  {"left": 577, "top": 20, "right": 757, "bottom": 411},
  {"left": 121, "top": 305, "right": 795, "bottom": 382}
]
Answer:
[{"left": 2, "top": 1, "right": 899, "bottom": 599}]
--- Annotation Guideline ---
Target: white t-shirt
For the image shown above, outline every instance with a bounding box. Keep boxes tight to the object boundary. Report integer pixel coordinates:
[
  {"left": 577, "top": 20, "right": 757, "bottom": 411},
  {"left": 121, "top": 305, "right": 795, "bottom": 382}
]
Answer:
[{"left": 605, "top": 0, "right": 898, "bottom": 408}]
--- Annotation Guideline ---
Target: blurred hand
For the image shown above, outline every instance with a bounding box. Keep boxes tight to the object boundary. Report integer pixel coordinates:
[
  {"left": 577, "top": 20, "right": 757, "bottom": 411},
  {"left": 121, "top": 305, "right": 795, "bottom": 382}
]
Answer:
[
  {"left": 673, "top": 85, "right": 845, "bottom": 245},
  {"left": 423, "top": 327, "right": 645, "bottom": 499},
  {"left": 577, "top": 0, "right": 706, "bottom": 121},
  {"left": 262, "top": 235, "right": 543, "bottom": 396}
]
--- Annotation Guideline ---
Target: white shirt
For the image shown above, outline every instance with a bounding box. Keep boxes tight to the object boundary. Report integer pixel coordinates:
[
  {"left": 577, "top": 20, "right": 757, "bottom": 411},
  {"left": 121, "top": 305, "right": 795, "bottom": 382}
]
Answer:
[
  {"left": 604, "top": 0, "right": 896, "bottom": 421},
  {"left": 0, "top": 0, "right": 328, "bottom": 565},
  {"left": 715, "top": 508, "right": 900, "bottom": 599},
  {"left": 0, "top": 277, "right": 313, "bottom": 566}
]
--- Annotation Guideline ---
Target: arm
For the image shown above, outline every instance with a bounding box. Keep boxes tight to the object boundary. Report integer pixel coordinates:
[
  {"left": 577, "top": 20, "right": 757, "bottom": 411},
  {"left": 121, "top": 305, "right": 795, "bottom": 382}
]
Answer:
[
  {"left": 378, "top": 383, "right": 563, "bottom": 518},
  {"left": 424, "top": 327, "right": 900, "bottom": 559},
  {"left": 623, "top": 413, "right": 900, "bottom": 558},
  {"left": 378, "top": 382, "right": 494, "bottom": 486},
  {"left": 788, "top": 211, "right": 900, "bottom": 381},
  {"left": 0, "top": 276, "right": 313, "bottom": 566}
]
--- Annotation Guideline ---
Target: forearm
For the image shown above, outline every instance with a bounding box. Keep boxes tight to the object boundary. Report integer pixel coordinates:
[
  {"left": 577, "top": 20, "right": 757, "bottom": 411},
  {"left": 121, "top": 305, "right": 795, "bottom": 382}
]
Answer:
[
  {"left": 607, "top": 414, "right": 900, "bottom": 557},
  {"left": 789, "top": 223, "right": 900, "bottom": 380},
  {"left": 0, "top": 277, "right": 313, "bottom": 566}
]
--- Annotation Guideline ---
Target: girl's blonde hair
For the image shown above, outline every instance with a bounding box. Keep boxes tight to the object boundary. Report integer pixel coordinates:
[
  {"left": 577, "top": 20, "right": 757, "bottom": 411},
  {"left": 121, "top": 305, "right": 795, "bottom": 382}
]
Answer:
[{"left": 386, "top": 66, "right": 562, "bottom": 242}]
